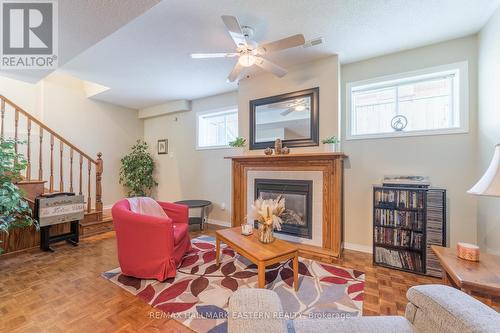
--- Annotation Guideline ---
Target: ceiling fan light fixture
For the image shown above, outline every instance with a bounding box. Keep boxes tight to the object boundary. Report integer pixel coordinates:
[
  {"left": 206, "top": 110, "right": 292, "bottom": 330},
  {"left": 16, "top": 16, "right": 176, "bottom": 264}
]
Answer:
[
  {"left": 295, "top": 105, "right": 306, "bottom": 111},
  {"left": 238, "top": 54, "right": 256, "bottom": 67}
]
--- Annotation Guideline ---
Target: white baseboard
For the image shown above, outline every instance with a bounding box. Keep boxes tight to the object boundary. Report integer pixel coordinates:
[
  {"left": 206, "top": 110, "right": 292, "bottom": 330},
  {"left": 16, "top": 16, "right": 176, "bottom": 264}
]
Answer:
[
  {"left": 103, "top": 204, "right": 113, "bottom": 211},
  {"left": 486, "top": 247, "right": 500, "bottom": 255},
  {"left": 344, "top": 242, "right": 372, "bottom": 254},
  {"left": 207, "top": 219, "right": 231, "bottom": 227}
]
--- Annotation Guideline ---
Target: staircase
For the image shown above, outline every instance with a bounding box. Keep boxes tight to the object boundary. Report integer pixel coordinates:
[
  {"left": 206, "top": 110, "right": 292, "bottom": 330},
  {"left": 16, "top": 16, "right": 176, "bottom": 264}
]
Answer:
[{"left": 0, "top": 95, "right": 113, "bottom": 255}]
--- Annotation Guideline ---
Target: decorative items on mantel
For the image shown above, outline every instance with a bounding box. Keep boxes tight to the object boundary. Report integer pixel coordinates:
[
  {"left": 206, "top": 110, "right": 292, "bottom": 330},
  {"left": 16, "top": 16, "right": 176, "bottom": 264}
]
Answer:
[
  {"left": 322, "top": 136, "right": 340, "bottom": 152},
  {"left": 229, "top": 137, "right": 247, "bottom": 155},
  {"left": 466, "top": 143, "right": 500, "bottom": 261},
  {"left": 251, "top": 196, "right": 285, "bottom": 243},
  {"left": 224, "top": 152, "right": 347, "bottom": 260}
]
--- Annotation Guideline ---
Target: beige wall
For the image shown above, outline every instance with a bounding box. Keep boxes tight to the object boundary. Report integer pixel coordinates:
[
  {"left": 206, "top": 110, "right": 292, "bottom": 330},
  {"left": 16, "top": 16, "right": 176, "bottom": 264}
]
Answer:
[
  {"left": 0, "top": 72, "right": 143, "bottom": 207},
  {"left": 143, "top": 91, "right": 238, "bottom": 223},
  {"left": 238, "top": 56, "right": 340, "bottom": 154},
  {"left": 144, "top": 56, "right": 340, "bottom": 225},
  {"left": 341, "top": 36, "right": 479, "bottom": 251},
  {"left": 478, "top": 7, "right": 500, "bottom": 254}
]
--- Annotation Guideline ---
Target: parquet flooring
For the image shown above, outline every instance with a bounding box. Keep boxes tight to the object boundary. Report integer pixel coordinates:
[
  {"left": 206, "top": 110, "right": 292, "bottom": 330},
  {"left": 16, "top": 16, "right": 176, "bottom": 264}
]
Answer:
[{"left": 0, "top": 224, "right": 441, "bottom": 332}]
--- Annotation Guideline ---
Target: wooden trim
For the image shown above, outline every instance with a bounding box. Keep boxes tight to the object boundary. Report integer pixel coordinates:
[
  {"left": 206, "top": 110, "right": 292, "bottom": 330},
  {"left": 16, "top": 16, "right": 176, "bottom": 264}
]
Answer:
[{"left": 228, "top": 154, "right": 345, "bottom": 259}]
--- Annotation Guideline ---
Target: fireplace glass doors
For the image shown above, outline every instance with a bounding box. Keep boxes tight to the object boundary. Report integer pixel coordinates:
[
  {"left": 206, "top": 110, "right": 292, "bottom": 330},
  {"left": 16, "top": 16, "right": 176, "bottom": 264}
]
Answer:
[{"left": 254, "top": 179, "right": 312, "bottom": 239}]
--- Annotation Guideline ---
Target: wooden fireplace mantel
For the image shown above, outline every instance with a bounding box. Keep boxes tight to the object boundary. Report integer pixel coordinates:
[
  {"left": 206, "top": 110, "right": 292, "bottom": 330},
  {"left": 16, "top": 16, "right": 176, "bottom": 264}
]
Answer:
[{"left": 225, "top": 152, "right": 347, "bottom": 260}]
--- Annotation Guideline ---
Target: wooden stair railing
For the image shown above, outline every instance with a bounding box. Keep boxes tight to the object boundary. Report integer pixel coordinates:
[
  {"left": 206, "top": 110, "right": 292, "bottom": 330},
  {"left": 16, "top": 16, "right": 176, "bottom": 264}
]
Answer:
[{"left": 0, "top": 95, "right": 103, "bottom": 220}]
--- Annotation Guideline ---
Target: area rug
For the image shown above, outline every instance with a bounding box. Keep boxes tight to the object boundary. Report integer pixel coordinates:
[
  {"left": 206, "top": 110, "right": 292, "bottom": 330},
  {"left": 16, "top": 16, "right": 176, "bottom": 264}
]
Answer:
[{"left": 103, "top": 236, "right": 365, "bottom": 333}]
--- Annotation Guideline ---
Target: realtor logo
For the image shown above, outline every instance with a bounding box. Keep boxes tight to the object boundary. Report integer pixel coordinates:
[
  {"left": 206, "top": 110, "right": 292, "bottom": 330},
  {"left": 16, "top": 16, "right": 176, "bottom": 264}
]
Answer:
[{"left": 1, "top": 0, "right": 58, "bottom": 69}]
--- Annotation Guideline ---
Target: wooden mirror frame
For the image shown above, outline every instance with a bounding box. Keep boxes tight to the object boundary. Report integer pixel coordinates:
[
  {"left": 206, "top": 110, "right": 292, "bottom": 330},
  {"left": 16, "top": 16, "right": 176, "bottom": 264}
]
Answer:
[{"left": 249, "top": 87, "right": 319, "bottom": 150}]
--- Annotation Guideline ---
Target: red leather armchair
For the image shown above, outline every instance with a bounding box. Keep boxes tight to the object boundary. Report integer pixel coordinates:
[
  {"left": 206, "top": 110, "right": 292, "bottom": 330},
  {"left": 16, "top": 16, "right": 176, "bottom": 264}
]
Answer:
[{"left": 111, "top": 199, "right": 192, "bottom": 281}]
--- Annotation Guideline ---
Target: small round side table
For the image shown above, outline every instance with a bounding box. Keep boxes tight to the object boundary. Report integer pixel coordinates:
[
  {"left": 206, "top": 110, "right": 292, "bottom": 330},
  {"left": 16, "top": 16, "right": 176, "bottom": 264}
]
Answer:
[{"left": 174, "top": 200, "right": 212, "bottom": 230}]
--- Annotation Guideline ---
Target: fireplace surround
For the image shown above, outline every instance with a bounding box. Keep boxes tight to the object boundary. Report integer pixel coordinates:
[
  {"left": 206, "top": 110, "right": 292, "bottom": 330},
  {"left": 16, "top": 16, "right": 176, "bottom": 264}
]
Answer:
[{"left": 225, "top": 153, "right": 346, "bottom": 260}]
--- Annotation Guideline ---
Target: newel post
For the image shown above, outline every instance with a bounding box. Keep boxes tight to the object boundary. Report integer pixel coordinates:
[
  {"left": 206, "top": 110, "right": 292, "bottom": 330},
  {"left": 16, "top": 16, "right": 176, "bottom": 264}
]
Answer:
[{"left": 95, "top": 152, "right": 103, "bottom": 219}]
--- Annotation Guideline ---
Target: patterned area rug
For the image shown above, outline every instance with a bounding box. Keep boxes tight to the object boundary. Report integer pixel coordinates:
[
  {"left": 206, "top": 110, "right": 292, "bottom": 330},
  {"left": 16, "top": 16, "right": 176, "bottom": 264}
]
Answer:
[{"left": 103, "top": 236, "right": 365, "bottom": 333}]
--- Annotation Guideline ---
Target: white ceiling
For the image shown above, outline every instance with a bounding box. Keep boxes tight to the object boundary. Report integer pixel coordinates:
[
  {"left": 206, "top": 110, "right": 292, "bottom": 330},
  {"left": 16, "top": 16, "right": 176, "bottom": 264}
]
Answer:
[
  {"left": 0, "top": 0, "right": 160, "bottom": 83},
  {"left": 57, "top": 0, "right": 500, "bottom": 108}
]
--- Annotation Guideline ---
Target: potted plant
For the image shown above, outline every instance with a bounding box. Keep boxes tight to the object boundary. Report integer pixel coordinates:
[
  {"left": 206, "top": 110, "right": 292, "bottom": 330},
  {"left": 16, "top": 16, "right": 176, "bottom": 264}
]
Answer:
[
  {"left": 0, "top": 139, "right": 37, "bottom": 253},
  {"left": 322, "top": 136, "right": 340, "bottom": 152},
  {"left": 119, "top": 140, "right": 158, "bottom": 197},
  {"left": 229, "top": 137, "right": 246, "bottom": 155}
]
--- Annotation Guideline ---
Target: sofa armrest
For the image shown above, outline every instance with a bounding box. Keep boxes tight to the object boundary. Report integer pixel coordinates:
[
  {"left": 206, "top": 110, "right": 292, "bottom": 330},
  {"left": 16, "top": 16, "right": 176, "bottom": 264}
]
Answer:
[
  {"left": 228, "top": 289, "right": 288, "bottom": 333},
  {"left": 405, "top": 284, "right": 500, "bottom": 333},
  {"left": 158, "top": 201, "right": 189, "bottom": 224}
]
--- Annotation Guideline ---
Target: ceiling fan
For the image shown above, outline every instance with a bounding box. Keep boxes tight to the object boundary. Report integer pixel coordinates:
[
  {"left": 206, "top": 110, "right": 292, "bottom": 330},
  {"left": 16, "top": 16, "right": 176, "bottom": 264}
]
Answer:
[
  {"left": 191, "top": 15, "right": 321, "bottom": 82},
  {"left": 269, "top": 98, "right": 310, "bottom": 116}
]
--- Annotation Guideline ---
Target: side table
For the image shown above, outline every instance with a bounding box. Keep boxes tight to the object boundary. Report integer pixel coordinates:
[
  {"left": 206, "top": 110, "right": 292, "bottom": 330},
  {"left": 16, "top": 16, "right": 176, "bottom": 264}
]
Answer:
[
  {"left": 174, "top": 200, "right": 212, "bottom": 230},
  {"left": 431, "top": 245, "right": 500, "bottom": 311}
]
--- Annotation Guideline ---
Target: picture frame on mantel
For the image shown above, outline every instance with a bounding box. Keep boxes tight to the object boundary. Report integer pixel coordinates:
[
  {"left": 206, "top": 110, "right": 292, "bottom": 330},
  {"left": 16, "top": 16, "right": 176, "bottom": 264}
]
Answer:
[{"left": 249, "top": 87, "right": 319, "bottom": 150}]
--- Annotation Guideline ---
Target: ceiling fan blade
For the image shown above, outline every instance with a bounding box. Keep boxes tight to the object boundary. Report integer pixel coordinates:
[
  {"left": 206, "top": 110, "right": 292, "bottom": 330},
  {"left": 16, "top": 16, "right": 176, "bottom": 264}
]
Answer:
[
  {"left": 191, "top": 53, "right": 239, "bottom": 59},
  {"left": 221, "top": 15, "right": 247, "bottom": 48},
  {"left": 227, "top": 62, "right": 243, "bottom": 82},
  {"left": 255, "top": 57, "right": 287, "bottom": 78},
  {"left": 280, "top": 108, "right": 294, "bottom": 116},
  {"left": 258, "top": 34, "right": 305, "bottom": 54}
]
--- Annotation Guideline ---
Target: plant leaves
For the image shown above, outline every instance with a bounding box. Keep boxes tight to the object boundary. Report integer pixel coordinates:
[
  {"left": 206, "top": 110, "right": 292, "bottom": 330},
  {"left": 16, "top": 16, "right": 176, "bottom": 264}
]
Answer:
[
  {"left": 179, "top": 255, "right": 199, "bottom": 268},
  {"left": 152, "top": 279, "right": 191, "bottom": 306},
  {"left": 117, "top": 274, "right": 142, "bottom": 290},
  {"left": 221, "top": 277, "right": 238, "bottom": 291},
  {"left": 195, "top": 242, "right": 215, "bottom": 250},
  {"left": 222, "top": 248, "right": 235, "bottom": 257},
  {"left": 156, "top": 302, "right": 196, "bottom": 314},
  {"left": 190, "top": 265, "right": 199, "bottom": 274},
  {"left": 320, "top": 264, "right": 354, "bottom": 279},
  {"left": 137, "top": 284, "right": 156, "bottom": 303},
  {"left": 190, "top": 277, "right": 209, "bottom": 297},
  {"left": 347, "top": 282, "right": 365, "bottom": 294},
  {"left": 279, "top": 267, "right": 294, "bottom": 287},
  {"left": 204, "top": 264, "right": 219, "bottom": 275},
  {"left": 232, "top": 271, "right": 257, "bottom": 279},
  {"left": 221, "top": 262, "right": 236, "bottom": 276},
  {"left": 320, "top": 276, "right": 348, "bottom": 284},
  {"left": 203, "top": 250, "right": 216, "bottom": 263},
  {"left": 265, "top": 269, "right": 279, "bottom": 285}
]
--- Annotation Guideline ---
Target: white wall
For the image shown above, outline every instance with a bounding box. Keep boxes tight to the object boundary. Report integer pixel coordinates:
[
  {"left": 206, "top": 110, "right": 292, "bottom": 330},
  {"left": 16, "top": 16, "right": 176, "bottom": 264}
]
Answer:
[
  {"left": 0, "top": 72, "right": 144, "bottom": 207},
  {"left": 478, "top": 7, "right": 500, "bottom": 254},
  {"left": 341, "top": 36, "right": 479, "bottom": 250}
]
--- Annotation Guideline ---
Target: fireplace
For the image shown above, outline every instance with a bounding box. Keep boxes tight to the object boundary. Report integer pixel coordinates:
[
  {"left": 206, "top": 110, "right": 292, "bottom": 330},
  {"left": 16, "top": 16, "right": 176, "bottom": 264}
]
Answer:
[{"left": 254, "top": 178, "right": 313, "bottom": 239}]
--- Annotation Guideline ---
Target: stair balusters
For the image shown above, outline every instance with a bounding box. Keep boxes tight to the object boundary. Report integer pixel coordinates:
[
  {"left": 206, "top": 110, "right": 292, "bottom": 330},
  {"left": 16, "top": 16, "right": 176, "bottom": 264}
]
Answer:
[
  {"left": 39, "top": 128, "right": 43, "bottom": 180},
  {"left": 26, "top": 118, "right": 31, "bottom": 180},
  {"left": 49, "top": 134, "right": 54, "bottom": 192},
  {"left": 59, "top": 141, "right": 64, "bottom": 192},
  {"left": 0, "top": 95, "right": 104, "bottom": 220}
]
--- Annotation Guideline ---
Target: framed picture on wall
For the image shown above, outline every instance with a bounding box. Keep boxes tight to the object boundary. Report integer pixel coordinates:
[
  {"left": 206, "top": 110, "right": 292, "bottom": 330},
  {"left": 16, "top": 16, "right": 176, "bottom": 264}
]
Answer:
[{"left": 157, "top": 139, "right": 168, "bottom": 155}]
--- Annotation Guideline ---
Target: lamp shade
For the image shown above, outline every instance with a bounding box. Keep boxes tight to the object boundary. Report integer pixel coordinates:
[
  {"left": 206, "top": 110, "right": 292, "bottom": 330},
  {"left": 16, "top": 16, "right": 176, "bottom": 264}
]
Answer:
[{"left": 468, "top": 144, "right": 500, "bottom": 196}]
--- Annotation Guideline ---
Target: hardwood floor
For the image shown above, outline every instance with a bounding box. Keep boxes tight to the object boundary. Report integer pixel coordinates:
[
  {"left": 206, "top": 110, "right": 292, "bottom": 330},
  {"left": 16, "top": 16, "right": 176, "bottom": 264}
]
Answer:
[{"left": 0, "top": 224, "right": 440, "bottom": 332}]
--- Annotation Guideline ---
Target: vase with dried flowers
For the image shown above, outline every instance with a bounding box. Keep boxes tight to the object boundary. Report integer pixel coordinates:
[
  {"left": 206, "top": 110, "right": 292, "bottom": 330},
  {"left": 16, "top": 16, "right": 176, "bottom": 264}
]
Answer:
[{"left": 251, "top": 195, "right": 285, "bottom": 243}]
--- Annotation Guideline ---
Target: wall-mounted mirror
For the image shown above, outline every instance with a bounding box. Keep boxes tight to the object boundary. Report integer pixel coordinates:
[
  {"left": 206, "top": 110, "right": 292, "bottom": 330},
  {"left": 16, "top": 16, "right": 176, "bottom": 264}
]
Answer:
[{"left": 249, "top": 87, "right": 319, "bottom": 150}]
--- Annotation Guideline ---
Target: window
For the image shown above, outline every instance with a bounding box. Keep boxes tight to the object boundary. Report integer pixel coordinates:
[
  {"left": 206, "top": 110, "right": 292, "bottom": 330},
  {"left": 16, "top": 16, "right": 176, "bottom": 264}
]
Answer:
[
  {"left": 346, "top": 62, "right": 468, "bottom": 139},
  {"left": 196, "top": 107, "right": 238, "bottom": 149}
]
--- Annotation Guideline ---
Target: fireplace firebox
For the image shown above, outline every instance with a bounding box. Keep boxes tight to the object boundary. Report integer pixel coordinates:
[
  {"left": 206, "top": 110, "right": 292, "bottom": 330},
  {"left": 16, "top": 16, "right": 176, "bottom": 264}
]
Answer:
[{"left": 254, "top": 178, "right": 313, "bottom": 239}]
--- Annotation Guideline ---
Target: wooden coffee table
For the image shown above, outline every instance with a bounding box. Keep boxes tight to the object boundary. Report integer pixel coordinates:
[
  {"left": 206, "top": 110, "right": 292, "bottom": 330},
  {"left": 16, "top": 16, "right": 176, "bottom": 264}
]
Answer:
[{"left": 215, "top": 227, "right": 299, "bottom": 291}]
